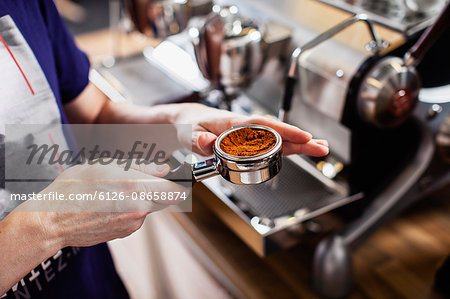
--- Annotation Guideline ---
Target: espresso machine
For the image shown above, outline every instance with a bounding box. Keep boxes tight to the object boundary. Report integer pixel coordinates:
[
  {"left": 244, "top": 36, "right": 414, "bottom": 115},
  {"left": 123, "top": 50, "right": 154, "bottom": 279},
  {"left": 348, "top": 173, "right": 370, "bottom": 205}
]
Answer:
[
  {"left": 93, "top": 0, "right": 450, "bottom": 297},
  {"left": 188, "top": 5, "right": 266, "bottom": 109},
  {"left": 187, "top": 5, "right": 292, "bottom": 110}
]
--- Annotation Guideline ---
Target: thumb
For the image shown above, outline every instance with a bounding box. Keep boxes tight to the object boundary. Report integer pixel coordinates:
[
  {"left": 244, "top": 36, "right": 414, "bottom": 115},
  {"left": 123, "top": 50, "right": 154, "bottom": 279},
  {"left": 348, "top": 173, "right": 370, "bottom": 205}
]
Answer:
[
  {"left": 196, "top": 132, "right": 217, "bottom": 156},
  {"left": 114, "top": 159, "right": 170, "bottom": 177},
  {"left": 138, "top": 163, "right": 170, "bottom": 178}
]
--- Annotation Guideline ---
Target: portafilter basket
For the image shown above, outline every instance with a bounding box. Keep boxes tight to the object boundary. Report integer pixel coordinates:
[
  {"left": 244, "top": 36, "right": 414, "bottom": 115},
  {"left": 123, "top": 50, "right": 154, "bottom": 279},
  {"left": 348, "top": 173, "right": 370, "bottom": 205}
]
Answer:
[{"left": 164, "top": 124, "right": 282, "bottom": 185}]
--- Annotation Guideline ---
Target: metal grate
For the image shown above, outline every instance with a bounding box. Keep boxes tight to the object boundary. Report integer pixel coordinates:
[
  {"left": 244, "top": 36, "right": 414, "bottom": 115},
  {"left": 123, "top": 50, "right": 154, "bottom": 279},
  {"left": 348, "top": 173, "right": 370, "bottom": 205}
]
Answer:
[
  {"left": 360, "top": 0, "right": 402, "bottom": 19},
  {"left": 219, "top": 157, "right": 345, "bottom": 219}
]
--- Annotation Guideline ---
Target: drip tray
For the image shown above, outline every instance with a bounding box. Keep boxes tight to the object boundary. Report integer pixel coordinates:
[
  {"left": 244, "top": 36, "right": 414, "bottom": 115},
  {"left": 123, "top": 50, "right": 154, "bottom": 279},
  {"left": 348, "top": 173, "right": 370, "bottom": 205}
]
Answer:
[
  {"left": 224, "top": 159, "right": 344, "bottom": 219},
  {"left": 199, "top": 156, "right": 363, "bottom": 256}
]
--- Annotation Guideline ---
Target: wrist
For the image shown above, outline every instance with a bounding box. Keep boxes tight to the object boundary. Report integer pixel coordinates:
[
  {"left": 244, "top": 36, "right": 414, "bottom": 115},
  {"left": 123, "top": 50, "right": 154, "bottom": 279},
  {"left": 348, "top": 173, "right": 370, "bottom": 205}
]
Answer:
[
  {"left": 10, "top": 211, "right": 63, "bottom": 257},
  {"left": 166, "top": 102, "right": 202, "bottom": 124},
  {"left": 155, "top": 103, "right": 187, "bottom": 124},
  {"left": 36, "top": 212, "right": 65, "bottom": 253},
  {"left": 0, "top": 211, "right": 63, "bottom": 292}
]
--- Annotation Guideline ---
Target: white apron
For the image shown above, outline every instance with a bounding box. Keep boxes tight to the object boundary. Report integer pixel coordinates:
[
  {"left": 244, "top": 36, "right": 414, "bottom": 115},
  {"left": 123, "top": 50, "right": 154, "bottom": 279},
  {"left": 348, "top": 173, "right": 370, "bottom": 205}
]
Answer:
[{"left": 0, "top": 15, "right": 68, "bottom": 215}]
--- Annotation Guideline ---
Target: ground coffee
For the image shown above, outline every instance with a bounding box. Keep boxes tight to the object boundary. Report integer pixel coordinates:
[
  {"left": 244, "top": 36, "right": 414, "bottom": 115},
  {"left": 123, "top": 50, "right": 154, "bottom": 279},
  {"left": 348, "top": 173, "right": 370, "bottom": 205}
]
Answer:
[{"left": 220, "top": 127, "right": 277, "bottom": 157}]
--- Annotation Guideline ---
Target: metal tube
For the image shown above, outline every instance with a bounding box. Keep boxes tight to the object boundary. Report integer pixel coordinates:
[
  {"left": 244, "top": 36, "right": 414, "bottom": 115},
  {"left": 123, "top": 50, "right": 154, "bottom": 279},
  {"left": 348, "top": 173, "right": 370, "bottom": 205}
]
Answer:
[
  {"left": 192, "top": 157, "right": 220, "bottom": 181},
  {"left": 299, "top": 14, "right": 381, "bottom": 54}
]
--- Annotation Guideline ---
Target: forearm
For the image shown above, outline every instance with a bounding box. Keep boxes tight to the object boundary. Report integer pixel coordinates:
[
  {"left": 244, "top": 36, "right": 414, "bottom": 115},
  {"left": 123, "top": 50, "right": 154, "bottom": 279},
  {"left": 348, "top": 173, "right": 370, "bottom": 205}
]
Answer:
[
  {"left": 94, "top": 100, "right": 184, "bottom": 125},
  {"left": 0, "top": 212, "right": 61, "bottom": 293},
  {"left": 63, "top": 82, "right": 328, "bottom": 156},
  {"left": 64, "top": 82, "right": 184, "bottom": 125},
  {"left": 64, "top": 81, "right": 200, "bottom": 125}
]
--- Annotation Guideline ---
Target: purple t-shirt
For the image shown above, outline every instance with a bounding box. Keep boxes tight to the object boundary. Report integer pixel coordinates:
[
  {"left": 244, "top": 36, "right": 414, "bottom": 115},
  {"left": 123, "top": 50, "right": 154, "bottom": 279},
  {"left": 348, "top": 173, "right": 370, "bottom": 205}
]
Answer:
[{"left": 0, "top": 1, "right": 129, "bottom": 298}]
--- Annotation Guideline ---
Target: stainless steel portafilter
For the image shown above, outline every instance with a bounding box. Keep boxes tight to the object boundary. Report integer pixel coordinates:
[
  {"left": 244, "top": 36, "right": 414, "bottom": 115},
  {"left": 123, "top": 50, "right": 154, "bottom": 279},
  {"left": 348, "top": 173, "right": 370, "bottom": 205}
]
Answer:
[{"left": 164, "top": 124, "right": 282, "bottom": 185}]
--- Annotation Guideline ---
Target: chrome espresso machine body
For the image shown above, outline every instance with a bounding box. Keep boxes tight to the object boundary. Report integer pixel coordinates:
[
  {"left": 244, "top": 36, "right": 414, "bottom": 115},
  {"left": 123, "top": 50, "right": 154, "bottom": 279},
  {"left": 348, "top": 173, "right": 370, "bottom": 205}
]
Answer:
[{"left": 95, "top": 0, "right": 450, "bottom": 297}]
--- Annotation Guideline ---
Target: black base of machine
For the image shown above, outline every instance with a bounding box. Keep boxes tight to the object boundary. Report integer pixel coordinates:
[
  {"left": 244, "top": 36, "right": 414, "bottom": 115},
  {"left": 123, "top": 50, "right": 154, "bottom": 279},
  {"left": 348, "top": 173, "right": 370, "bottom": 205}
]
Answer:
[{"left": 312, "top": 117, "right": 435, "bottom": 298}]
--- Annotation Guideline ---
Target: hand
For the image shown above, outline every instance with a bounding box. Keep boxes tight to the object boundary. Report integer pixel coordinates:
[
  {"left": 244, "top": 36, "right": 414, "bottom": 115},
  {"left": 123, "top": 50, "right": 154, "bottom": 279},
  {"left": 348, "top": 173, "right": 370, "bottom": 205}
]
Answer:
[
  {"left": 173, "top": 103, "right": 329, "bottom": 157},
  {"left": 14, "top": 161, "right": 185, "bottom": 248},
  {"left": 65, "top": 84, "right": 328, "bottom": 157}
]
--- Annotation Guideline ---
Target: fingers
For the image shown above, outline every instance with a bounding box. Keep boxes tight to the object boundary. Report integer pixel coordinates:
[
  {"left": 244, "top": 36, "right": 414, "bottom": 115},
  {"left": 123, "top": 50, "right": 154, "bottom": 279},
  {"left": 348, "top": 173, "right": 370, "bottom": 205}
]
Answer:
[
  {"left": 191, "top": 112, "right": 327, "bottom": 157},
  {"left": 236, "top": 116, "right": 329, "bottom": 156},
  {"left": 115, "top": 160, "right": 170, "bottom": 178},
  {"left": 282, "top": 139, "right": 329, "bottom": 156},
  {"left": 314, "top": 139, "right": 329, "bottom": 147},
  {"left": 186, "top": 131, "right": 217, "bottom": 156},
  {"left": 103, "top": 166, "right": 189, "bottom": 213},
  {"left": 237, "top": 116, "right": 313, "bottom": 144},
  {"left": 193, "top": 130, "right": 329, "bottom": 157},
  {"left": 197, "top": 132, "right": 217, "bottom": 156},
  {"left": 140, "top": 178, "right": 190, "bottom": 213},
  {"left": 134, "top": 163, "right": 170, "bottom": 178}
]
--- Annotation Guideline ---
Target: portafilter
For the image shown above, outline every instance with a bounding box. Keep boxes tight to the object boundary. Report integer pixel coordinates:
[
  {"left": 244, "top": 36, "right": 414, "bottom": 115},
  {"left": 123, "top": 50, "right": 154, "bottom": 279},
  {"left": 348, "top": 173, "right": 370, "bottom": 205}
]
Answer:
[{"left": 164, "top": 124, "right": 282, "bottom": 185}]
